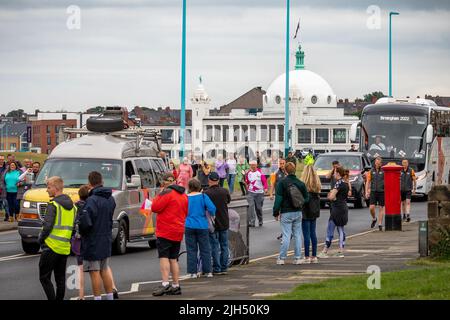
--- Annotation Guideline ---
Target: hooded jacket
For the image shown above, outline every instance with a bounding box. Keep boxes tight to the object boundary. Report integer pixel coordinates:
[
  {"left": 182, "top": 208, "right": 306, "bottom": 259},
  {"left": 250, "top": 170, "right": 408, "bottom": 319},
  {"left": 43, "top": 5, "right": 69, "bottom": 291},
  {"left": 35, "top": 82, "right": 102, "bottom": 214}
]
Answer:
[
  {"left": 38, "top": 194, "right": 74, "bottom": 247},
  {"left": 79, "top": 186, "right": 116, "bottom": 261},
  {"left": 151, "top": 184, "right": 188, "bottom": 242}
]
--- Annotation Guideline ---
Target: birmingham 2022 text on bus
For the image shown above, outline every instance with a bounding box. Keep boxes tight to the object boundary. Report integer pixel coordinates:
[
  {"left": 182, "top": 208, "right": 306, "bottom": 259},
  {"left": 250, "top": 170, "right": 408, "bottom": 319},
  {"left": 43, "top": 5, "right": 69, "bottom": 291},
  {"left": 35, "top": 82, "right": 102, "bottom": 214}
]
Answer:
[{"left": 350, "top": 97, "right": 450, "bottom": 198}]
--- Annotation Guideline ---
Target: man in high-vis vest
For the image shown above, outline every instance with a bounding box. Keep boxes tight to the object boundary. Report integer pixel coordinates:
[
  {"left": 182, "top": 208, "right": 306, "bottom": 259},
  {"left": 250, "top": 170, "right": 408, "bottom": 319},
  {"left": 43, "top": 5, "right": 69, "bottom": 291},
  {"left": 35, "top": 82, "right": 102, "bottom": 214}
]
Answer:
[{"left": 38, "top": 176, "right": 76, "bottom": 300}]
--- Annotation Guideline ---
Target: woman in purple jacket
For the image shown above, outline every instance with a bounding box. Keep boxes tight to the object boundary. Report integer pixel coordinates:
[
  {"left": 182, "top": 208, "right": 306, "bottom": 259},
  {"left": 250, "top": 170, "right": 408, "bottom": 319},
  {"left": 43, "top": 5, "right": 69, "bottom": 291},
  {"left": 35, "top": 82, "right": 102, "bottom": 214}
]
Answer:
[{"left": 214, "top": 155, "right": 228, "bottom": 188}]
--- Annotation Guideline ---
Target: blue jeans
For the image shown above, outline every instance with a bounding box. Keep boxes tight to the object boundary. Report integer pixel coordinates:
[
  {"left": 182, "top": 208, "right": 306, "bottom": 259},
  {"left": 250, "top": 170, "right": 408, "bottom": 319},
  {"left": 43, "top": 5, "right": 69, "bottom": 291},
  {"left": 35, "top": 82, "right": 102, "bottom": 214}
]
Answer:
[
  {"left": 185, "top": 228, "right": 212, "bottom": 274},
  {"left": 0, "top": 198, "right": 9, "bottom": 217},
  {"left": 302, "top": 219, "right": 317, "bottom": 257},
  {"left": 209, "top": 230, "right": 229, "bottom": 273},
  {"left": 6, "top": 192, "right": 19, "bottom": 219},
  {"left": 227, "top": 174, "right": 236, "bottom": 194},
  {"left": 279, "top": 211, "right": 303, "bottom": 260},
  {"left": 325, "top": 219, "right": 346, "bottom": 250}
]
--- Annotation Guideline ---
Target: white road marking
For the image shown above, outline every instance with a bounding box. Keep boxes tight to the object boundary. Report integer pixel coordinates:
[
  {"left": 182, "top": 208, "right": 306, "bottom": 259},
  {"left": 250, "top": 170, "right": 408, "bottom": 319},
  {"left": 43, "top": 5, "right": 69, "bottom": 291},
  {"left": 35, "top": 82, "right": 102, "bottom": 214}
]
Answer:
[
  {"left": 0, "top": 241, "right": 18, "bottom": 245},
  {"left": 0, "top": 253, "right": 40, "bottom": 262},
  {"left": 72, "top": 229, "right": 377, "bottom": 299},
  {"left": 249, "top": 229, "right": 376, "bottom": 263},
  {"left": 0, "top": 230, "right": 18, "bottom": 235},
  {"left": 72, "top": 275, "right": 192, "bottom": 300}
]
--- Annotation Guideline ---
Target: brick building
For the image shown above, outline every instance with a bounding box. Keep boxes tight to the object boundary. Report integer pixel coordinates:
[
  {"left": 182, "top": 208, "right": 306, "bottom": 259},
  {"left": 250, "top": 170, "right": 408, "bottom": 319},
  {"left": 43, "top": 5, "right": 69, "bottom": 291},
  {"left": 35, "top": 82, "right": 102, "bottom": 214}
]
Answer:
[{"left": 30, "top": 112, "right": 95, "bottom": 154}]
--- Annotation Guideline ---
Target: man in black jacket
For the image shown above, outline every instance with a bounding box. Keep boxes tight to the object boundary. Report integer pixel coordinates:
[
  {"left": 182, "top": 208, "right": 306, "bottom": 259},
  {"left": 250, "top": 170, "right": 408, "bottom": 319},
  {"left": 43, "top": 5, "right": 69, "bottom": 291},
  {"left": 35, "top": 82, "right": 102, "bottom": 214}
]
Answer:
[
  {"left": 38, "top": 176, "right": 76, "bottom": 300},
  {"left": 205, "top": 172, "right": 231, "bottom": 275},
  {"left": 79, "top": 171, "right": 116, "bottom": 301}
]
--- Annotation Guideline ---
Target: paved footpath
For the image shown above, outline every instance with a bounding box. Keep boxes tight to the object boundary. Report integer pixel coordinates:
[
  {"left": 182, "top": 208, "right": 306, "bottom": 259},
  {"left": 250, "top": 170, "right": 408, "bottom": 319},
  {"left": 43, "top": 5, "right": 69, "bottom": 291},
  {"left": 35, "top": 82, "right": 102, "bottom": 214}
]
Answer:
[{"left": 127, "top": 222, "right": 421, "bottom": 300}]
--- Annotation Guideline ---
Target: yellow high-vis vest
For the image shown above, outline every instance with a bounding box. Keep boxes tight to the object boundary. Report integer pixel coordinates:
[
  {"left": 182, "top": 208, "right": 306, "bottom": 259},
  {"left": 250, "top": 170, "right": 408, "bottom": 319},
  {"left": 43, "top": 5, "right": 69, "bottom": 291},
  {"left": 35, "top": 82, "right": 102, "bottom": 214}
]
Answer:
[{"left": 44, "top": 201, "right": 76, "bottom": 255}]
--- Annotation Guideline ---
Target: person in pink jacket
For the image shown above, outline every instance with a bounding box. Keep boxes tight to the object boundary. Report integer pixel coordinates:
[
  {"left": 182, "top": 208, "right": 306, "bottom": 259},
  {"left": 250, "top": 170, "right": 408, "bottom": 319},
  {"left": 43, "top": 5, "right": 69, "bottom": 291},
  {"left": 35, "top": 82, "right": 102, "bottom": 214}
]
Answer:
[
  {"left": 245, "top": 160, "right": 268, "bottom": 227},
  {"left": 177, "top": 157, "right": 193, "bottom": 191}
]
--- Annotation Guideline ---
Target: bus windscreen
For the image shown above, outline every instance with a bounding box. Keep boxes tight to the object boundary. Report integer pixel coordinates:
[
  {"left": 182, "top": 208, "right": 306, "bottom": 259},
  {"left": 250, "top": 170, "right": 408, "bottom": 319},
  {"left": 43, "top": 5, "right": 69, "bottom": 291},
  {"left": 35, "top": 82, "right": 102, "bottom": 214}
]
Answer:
[{"left": 361, "top": 114, "right": 427, "bottom": 160}]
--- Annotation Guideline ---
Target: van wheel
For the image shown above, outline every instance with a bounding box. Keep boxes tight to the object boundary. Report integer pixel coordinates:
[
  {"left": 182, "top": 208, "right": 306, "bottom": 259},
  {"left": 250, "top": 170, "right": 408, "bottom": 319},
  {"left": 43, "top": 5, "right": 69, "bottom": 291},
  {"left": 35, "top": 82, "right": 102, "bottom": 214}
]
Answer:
[
  {"left": 148, "top": 239, "right": 157, "bottom": 249},
  {"left": 86, "top": 117, "right": 124, "bottom": 133},
  {"left": 22, "top": 240, "right": 40, "bottom": 255},
  {"left": 113, "top": 220, "right": 127, "bottom": 255}
]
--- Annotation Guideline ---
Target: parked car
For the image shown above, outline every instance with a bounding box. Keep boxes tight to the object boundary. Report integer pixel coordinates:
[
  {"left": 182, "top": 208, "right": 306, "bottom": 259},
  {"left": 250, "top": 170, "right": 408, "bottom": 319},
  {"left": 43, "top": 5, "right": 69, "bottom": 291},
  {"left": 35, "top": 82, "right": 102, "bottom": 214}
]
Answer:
[
  {"left": 313, "top": 152, "right": 371, "bottom": 208},
  {"left": 18, "top": 118, "right": 167, "bottom": 255}
]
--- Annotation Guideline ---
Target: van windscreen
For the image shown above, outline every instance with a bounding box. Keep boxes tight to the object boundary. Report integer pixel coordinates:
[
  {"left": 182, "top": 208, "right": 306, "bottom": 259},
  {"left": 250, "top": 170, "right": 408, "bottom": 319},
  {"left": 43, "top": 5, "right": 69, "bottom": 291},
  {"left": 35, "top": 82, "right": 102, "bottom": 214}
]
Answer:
[{"left": 35, "top": 159, "right": 122, "bottom": 189}]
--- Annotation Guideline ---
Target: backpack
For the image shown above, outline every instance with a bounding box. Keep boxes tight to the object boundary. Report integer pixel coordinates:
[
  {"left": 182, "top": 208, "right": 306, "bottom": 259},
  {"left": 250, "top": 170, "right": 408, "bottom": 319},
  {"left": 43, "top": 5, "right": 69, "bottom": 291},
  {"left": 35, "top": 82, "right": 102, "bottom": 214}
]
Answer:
[{"left": 286, "top": 182, "right": 305, "bottom": 209}]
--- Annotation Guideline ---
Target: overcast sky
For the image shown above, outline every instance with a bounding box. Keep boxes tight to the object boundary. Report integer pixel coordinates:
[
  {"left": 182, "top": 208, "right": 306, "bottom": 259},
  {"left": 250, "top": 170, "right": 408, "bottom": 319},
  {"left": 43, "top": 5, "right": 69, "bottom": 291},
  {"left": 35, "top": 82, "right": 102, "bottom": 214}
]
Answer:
[{"left": 0, "top": 0, "right": 449, "bottom": 113}]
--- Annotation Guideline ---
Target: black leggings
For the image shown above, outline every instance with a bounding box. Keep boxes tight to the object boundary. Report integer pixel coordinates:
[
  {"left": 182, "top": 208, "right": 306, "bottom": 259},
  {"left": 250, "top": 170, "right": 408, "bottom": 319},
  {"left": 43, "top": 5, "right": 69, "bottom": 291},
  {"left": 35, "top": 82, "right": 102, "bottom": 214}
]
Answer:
[
  {"left": 6, "top": 192, "right": 19, "bottom": 219},
  {"left": 239, "top": 182, "right": 247, "bottom": 196}
]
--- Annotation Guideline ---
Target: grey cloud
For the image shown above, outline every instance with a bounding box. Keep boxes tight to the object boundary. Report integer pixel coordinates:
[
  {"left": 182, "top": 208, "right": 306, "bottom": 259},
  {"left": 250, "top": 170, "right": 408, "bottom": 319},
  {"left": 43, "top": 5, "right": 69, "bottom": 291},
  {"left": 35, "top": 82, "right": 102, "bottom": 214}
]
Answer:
[{"left": 1, "top": 0, "right": 449, "bottom": 10}]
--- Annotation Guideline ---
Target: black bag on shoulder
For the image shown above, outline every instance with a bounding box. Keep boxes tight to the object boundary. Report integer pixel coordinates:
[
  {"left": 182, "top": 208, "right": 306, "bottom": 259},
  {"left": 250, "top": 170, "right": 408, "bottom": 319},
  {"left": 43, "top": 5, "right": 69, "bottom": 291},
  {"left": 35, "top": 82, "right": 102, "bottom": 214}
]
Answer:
[{"left": 287, "top": 182, "right": 305, "bottom": 209}]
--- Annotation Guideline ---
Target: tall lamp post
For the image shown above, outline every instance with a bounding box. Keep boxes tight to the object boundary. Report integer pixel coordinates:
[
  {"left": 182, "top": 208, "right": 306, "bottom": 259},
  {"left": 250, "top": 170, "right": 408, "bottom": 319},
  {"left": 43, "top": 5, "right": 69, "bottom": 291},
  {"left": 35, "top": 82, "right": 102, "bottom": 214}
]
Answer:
[
  {"left": 180, "top": 0, "right": 187, "bottom": 159},
  {"left": 284, "top": 0, "right": 290, "bottom": 157},
  {"left": 389, "top": 11, "right": 399, "bottom": 97}
]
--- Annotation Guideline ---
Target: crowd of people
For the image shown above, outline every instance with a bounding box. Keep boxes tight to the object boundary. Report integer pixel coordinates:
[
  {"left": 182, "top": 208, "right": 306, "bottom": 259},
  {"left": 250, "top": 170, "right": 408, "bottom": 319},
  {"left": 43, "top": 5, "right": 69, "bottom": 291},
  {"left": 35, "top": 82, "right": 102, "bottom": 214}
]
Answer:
[
  {"left": 1, "top": 149, "right": 418, "bottom": 299},
  {"left": 0, "top": 154, "right": 41, "bottom": 222}
]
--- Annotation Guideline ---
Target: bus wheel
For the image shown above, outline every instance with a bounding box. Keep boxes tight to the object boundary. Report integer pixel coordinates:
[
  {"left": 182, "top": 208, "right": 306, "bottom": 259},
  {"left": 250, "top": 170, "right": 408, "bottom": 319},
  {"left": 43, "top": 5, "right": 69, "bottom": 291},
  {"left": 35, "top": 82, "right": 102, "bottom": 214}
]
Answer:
[
  {"left": 113, "top": 220, "right": 127, "bottom": 255},
  {"left": 22, "top": 240, "right": 40, "bottom": 255}
]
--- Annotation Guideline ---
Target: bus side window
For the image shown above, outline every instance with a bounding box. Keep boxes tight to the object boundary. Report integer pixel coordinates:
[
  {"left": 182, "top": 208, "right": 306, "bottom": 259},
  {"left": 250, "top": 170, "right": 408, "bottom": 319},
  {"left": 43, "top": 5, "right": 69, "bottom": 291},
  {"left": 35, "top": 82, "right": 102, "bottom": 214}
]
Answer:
[{"left": 125, "top": 161, "right": 135, "bottom": 183}]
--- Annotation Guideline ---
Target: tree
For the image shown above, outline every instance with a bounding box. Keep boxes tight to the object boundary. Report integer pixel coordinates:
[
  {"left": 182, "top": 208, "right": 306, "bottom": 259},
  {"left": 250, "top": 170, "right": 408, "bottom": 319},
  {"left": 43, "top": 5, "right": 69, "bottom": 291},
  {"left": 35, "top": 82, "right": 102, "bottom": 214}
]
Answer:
[
  {"left": 363, "top": 91, "right": 385, "bottom": 103},
  {"left": 6, "top": 109, "right": 27, "bottom": 121},
  {"left": 86, "top": 106, "right": 105, "bottom": 114}
]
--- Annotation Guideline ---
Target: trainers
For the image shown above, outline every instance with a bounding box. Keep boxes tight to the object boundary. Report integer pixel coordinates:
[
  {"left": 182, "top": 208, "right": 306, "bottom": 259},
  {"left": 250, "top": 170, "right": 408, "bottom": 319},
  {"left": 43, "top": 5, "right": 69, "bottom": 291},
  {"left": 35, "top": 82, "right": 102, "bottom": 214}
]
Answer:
[
  {"left": 335, "top": 251, "right": 345, "bottom": 258},
  {"left": 317, "top": 251, "right": 329, "bottom": 258},
  {"left": 371, "top": 218, "right": 377, "bottom": 229},
  {"left": 379, "top": 225, "right": 383, "bottom": 231},
  {"left": 276, "top": 259, "right": 285, "bottom": 265},
  {"left": 310, "top": 257, "right": 319, "bottom": 264},
  {"left": 206, "top": 273, "right": 213, "bottom": 278},
  {"left": 169, "top": 286, "right": 182, "bottom": 295},
  {"left": 188, "top": 273, "right": 198, "bottom": 279},
  {"left": 406, "top": 215, "right": 411, "bottom": 223},
  {"left": 152, "top": 284, "right": 172, "bottom": 296},
  {"left": 293, "top": 258, "right": 310, "bottom": 265},
  {"left": 113, "top": 288, "right": 119, "bottom": 300}
]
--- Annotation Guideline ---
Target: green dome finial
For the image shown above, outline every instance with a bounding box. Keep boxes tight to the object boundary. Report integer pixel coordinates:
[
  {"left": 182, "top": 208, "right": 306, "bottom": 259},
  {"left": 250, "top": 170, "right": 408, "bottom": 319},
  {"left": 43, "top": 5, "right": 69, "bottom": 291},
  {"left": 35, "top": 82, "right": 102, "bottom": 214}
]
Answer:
[{"left": 295, "top": 45, "right": 305, "bottom": 70}]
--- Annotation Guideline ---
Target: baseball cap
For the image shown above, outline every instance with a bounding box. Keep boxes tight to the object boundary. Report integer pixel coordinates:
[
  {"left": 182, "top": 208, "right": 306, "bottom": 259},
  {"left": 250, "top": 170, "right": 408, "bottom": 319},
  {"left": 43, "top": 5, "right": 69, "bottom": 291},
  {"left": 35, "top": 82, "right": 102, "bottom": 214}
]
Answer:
[{"left": 208, "top": 172, "right": 220, "bottom": 181}]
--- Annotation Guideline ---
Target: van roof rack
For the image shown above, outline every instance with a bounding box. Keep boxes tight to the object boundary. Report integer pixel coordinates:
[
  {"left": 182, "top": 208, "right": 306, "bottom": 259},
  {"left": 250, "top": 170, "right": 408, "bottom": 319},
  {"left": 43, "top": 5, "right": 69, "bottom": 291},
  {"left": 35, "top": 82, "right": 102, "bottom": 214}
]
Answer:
[{"left": 63, "top": 127, "right": 162, "bottom": 153}]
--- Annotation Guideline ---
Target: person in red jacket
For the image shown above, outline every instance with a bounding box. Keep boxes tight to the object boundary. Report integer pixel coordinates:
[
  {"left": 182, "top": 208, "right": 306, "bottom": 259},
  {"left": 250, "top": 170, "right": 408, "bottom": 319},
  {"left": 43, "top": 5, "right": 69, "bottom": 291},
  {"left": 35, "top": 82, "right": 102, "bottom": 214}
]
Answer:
[{"left": 151, "top": 172, "right": 188, "bottom": 296}]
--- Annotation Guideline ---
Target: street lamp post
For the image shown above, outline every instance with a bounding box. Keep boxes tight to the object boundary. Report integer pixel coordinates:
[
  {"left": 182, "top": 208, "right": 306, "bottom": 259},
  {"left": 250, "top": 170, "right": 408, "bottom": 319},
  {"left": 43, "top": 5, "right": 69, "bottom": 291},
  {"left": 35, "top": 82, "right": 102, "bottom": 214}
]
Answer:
[
  {"left": 180, "top": 0, "right": 187, "bottom": 159},
  {"left": 389, "top": 11, "right": 399, "bottom": 97},
  {"left": 284, "top": 0, "right": 290, "bottom": 157}
]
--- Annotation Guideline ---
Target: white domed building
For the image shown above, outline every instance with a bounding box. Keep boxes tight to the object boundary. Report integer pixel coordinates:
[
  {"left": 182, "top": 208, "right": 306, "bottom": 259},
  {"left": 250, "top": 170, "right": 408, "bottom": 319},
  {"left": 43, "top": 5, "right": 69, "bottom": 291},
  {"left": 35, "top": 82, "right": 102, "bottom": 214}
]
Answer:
[{"left": 150, "top": 46, "right": 358, "bottom": 160}]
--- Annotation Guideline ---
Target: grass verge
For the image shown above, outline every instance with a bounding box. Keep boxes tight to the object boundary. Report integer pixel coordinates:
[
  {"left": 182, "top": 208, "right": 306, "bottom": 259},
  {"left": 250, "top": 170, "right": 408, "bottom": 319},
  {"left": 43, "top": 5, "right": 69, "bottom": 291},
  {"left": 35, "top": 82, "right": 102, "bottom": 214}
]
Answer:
[{"left": 271, "top": 258, "right": 450, "bottom": 300}]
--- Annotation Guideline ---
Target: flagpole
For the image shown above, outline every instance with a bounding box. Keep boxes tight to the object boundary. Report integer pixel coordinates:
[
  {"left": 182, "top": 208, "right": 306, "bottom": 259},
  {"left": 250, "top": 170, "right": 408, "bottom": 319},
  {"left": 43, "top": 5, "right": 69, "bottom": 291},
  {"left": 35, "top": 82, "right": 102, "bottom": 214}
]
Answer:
[
  {"left": 180, "top": 0, "right": 187, "bottom": 160},
  {"left": 284, "top": 0, "right": 290, "bottom": 158}
]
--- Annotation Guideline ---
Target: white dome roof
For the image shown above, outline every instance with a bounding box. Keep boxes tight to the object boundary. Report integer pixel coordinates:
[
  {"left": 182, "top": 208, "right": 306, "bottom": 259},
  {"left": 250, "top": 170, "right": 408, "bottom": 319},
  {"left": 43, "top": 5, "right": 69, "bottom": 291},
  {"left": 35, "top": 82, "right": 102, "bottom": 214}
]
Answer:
[{"left": 264, "top": 69, "right": 337, "bottom": 111}]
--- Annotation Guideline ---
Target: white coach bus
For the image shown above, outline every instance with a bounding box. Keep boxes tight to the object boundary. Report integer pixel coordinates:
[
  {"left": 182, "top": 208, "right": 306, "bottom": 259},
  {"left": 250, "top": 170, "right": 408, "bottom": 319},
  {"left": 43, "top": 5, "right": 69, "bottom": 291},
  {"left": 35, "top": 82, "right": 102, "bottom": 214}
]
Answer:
[{"left": 350, "top": 97, "right": 450, "bottom": 198}]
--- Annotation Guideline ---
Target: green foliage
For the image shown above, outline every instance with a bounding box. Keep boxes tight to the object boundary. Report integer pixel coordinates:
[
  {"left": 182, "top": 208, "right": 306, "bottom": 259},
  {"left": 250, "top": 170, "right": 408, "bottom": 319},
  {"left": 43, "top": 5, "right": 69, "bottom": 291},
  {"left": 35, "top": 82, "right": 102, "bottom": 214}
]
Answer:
[
  {"left": 6, "top": 109, "right": 26, "bottom": 120},
  {"left": 430, "top": 226, "right": 450, "bottom": 259},
  {"left": 86, "top": 106, "right": 105, "bottom": 114},
  {"left": 272, "top": 260, "right": 450, "bottom": 300},
  {"left": 363, "top": 91, "right": 385, "bottom": 103}
]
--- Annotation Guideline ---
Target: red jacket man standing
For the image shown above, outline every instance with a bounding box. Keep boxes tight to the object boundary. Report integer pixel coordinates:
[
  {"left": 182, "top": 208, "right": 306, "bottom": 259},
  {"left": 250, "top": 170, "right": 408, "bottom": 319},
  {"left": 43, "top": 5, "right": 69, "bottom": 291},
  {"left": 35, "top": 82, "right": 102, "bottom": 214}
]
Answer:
[{"left": 151, "top": 173, "right": 188, "bottom": 296}]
